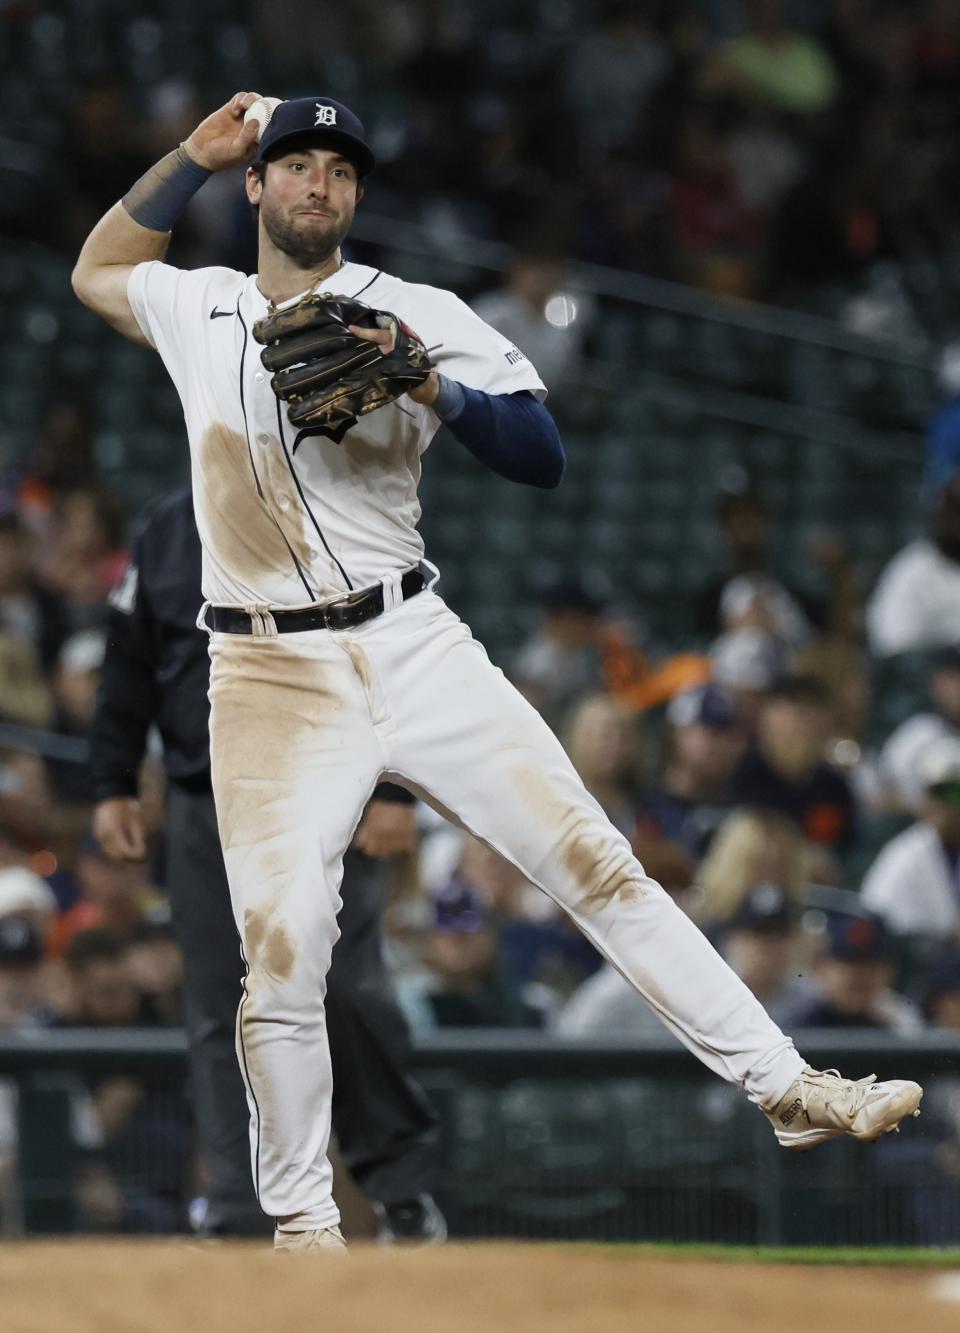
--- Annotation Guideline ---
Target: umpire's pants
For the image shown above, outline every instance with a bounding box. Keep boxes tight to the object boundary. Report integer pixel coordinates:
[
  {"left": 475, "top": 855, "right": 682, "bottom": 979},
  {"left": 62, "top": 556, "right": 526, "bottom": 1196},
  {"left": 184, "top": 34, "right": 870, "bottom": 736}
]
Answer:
[{"left": 165, "top": 781, "right": 438, "bottom": 1235}]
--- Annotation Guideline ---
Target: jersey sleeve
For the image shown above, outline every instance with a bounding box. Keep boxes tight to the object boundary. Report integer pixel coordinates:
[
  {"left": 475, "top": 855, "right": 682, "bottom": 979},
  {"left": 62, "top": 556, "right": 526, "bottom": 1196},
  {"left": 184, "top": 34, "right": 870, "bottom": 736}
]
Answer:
[
  {"left": 403, "top": 286, "right": 547, "bottom": 401},
  {"left": 127, "top": 260, "right": 241, "bottom": 394}
]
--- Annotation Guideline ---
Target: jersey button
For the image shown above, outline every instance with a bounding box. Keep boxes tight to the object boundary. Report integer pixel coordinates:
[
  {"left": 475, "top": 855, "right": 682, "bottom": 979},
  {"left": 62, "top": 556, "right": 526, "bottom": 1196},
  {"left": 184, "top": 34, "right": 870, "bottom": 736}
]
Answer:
[
  {"left": 277, "top": 493, "right": 290, "bottom": 509},
  {"left": 257, "top": 432, "right": 270, "bottom": 447},
  {"left": 308, "top": 548, "right": 320, "bottom": 562},
  {"left": 255, "top": 372, "right": 265, "bottom": 383}
]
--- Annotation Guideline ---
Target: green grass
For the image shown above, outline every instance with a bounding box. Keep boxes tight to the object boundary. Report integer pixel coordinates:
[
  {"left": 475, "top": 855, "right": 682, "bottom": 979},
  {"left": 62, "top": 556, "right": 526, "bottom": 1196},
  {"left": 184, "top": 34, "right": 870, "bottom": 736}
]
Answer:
[{"left": 601, "top": 1243, "right": 960, "bottom": 1267}]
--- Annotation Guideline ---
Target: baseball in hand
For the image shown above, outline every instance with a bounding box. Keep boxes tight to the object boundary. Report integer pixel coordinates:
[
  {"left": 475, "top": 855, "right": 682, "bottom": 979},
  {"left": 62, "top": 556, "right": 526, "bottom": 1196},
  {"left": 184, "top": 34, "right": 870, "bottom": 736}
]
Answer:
[{"left": 243, "top": 96, "right": 283, "bottom": 143}]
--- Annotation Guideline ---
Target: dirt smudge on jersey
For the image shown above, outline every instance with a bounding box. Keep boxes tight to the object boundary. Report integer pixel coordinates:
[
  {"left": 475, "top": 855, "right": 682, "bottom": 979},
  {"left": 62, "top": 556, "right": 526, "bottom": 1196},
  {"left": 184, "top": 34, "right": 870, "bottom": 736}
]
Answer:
[
  {"left": 198, "top": 423, "right": 313, "bottom": 584},
  {"left": 510, "top": 764, "right": 645, "bottom": 916}
]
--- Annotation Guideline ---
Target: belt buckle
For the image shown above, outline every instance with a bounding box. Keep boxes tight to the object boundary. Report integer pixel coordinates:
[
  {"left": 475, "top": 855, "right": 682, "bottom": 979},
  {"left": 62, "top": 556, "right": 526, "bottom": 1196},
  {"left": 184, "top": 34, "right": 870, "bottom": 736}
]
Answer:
[
  {"left": 325, "top": 584, "right": 384, "bottom": 630},
  {"left": 324, "top": 599, "right": 357, "bottom": 631}
]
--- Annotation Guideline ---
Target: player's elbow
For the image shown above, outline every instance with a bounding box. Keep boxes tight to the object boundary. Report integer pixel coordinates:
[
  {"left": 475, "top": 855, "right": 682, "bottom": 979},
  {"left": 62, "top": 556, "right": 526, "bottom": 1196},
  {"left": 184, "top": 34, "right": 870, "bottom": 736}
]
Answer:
[
  {"left": 70, "top": 261, "right": 91, "bottom": 306},
  {"left": 533, "top": 413, "right": 566, "bottom": 488},
  {"left": 535, "top": 443, "right": 566, "bottom": 488},
  {"left": 71, "top": 260, "right": 104, "bottom": 313}
]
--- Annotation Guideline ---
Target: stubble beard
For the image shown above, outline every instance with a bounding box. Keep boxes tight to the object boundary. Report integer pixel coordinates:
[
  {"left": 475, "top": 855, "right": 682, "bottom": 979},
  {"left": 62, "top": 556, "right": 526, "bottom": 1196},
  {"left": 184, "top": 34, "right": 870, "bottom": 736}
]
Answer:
[{"left": 261, "top": 197, "right": 353, "bottom": 270}]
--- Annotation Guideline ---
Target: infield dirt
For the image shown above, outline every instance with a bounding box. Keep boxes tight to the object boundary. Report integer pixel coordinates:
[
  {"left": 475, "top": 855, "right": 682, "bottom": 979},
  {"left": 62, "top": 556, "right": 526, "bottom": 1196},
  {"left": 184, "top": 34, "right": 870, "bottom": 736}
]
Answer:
[{"left": 2, "top": 1241, "right": 958, "bottom": 1333}]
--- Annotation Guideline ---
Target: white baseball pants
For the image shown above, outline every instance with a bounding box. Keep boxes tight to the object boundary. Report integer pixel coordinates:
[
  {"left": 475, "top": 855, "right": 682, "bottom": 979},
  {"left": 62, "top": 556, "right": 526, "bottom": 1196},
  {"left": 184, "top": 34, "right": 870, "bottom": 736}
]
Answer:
[{"left": 207, "top": 590, "right": 804, "bottom": 1230}]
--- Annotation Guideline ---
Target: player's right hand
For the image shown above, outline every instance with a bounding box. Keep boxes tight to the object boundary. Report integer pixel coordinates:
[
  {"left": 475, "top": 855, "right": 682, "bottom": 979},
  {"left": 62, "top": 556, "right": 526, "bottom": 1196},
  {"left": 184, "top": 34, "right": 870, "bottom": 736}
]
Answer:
[
  {"left": 183, "top": 92, "right": 262, "bottom": 172},
  {"left": 92, "top": 797, "right": 148, "bottom": 863}
]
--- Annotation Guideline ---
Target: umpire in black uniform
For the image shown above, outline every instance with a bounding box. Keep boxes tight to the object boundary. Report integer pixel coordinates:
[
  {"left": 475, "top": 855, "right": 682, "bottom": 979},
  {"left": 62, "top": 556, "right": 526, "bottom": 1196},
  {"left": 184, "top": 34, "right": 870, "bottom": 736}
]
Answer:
[{"left": 90, "top": 486, "right": 442, "bottom": 1239}]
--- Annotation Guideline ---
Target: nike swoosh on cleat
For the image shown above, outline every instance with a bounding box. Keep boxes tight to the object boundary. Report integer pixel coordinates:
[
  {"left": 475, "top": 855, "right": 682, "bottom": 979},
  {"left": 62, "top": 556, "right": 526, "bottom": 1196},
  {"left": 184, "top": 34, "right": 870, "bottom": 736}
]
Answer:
[{"left": 209, "top": 308, "right": 237, "bottom": 319}]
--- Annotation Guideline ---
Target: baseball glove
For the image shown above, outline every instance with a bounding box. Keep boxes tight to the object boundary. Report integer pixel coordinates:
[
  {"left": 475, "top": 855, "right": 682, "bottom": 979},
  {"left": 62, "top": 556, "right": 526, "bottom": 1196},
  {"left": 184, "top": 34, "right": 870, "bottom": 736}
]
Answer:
[{"left": 252, "top": 293, "right": 433, "bottom": 432}]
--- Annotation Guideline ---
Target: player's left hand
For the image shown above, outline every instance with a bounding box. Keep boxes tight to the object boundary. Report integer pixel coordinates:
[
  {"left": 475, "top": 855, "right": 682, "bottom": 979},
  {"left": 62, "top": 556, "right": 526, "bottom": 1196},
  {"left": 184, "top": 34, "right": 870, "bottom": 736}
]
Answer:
[
  {"left": 349, "top": 324, "right": 440, "bottom": 406},
  {"left": 352, "top": 799, "right": 418, "bottom": 858}
]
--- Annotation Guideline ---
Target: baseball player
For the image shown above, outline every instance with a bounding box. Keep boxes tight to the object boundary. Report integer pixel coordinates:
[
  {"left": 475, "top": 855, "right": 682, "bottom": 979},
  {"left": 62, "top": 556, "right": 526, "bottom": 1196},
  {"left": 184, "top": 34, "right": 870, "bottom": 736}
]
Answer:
[
  {"left": 72, "top": 91, "right": 923, "bottom": 1252},
  {"left": 90, "top": 486, "right": 442, "bottom": 1240}
]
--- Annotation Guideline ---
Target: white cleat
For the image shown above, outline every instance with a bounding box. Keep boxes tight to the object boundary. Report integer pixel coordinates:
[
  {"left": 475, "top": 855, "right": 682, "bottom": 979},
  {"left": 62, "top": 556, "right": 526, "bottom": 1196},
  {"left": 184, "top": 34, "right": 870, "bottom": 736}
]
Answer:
[
  {"left": 765, "top": 1066, "right": 923, "bottom": 1150},
  {"left": 274, "top": 1224, "right": 348, "bottom": 1254}
]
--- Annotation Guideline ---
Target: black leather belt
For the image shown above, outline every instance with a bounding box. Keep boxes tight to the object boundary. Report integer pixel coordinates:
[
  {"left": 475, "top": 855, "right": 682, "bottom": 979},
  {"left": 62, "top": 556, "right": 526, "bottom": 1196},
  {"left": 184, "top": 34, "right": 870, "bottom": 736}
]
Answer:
[{"left": 205, "top": 567, "right": 426, "bottom": 635}]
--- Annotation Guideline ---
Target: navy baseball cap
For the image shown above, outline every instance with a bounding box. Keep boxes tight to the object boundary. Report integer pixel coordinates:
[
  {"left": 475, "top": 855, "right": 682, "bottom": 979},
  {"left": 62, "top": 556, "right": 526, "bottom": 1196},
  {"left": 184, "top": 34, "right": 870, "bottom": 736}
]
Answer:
[
  {"left": 726, "top": 883, "right": 793, "bottom": 935},
  {"left": 825, "top": 913, "right": 891, "bottom": 963},
  {"left": 434, "top": 880, "right": 486, "bottom": 934},
  {"left": 667, "top": 683, "right": 738, "bottom": 730},
  {"left": 258, "top": 97, "right": 375, "bottom": 177}
]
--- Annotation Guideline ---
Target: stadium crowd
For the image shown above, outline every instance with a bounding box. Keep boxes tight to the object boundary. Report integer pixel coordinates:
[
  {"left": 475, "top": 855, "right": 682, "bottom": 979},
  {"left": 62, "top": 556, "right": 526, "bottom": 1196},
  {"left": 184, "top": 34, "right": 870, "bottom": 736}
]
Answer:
[
  {"left": 1, "top": 0, "right": 960, "bottom": 1239},
  {"left": 2, "top": 400, "right": 960, "bottom": 1234},
  {"left": 5, "top": 0, "right": 960, "bottom": 305}
]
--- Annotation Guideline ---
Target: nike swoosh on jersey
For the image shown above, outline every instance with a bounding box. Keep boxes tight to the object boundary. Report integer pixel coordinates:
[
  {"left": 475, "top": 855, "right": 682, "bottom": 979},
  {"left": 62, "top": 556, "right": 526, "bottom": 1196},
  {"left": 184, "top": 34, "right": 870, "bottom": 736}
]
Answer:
[{"left": 209, "top": 307, "right": 237, "bottom": 319}]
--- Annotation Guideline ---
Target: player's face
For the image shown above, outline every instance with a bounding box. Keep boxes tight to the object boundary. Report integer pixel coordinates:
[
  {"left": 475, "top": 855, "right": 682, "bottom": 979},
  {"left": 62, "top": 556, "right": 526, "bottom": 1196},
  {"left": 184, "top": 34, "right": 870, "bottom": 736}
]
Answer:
[{"left": 249, "top": 146, "right": 363, "bottom": 268}]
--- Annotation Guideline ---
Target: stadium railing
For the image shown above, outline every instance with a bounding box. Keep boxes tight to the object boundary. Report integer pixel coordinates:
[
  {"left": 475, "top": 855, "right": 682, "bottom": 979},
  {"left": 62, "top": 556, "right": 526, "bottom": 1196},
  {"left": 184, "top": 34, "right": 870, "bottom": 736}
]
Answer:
[{"left": 1, "top": 1029, "right": 956, "bottom": 1245}]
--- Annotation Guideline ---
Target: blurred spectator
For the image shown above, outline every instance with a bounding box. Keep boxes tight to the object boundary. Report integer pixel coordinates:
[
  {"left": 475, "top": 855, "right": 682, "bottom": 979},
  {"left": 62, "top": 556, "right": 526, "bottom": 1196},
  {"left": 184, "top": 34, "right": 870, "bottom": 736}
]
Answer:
[
  {"left": 924, "top": 342, "right": 960, "bottom": 498},
  {"left": 898, "top": 948, "right": 960, "bottom": 1243},
  {"left": 401, "top": 881, "right": 537, "bottom": 1031},
  {"left": 472, "top": 255, "right": 591, "bottom": 391},
  {"left": 62, "top": 79, "right": 152, "bottom": 250},
  {"left": 699, "top": 0, "right": 838, "bottom": 115},
  {"left": 13, "top": 399, "right": 99, "bottom": 544},
  {"left": 694, "top": 487, "right": 823, "bottom": 639},
  {"left": 697, "top": 806, "right": 833, "bottom": 924},
  {"left": 0, "top": 863, "right": 57, "bottom": 934},
  {"left": 563, "top": 692, "right": 642, "bottom": 834},
  {"left": 878, "top": 647, "right": 960, "bottom": 811},
  {"left": 718, "top": 572, "right": 813, "bottom": 649},
  {"left": 48, "top": 833, "right": 164, "bottom": 958},
  {"left": 768, "top": 113, "right": 909, "bottom": 293},
  {"left": 63, "top": 929, "right": 146, "bottom": 1028},
  {"left": 36, "top": 488, "right": 128, "bottom": 630},
  {"left": 0, "top": 511, "right": 68, "bottom": 674},
  {"left": 123, "top": 923, "right": 183, "bottom": 1028},
  {"left": 792, "top": 636, "right": 871, "bottom": 756},
  {"left": 710, "top": 625, "right": 784, "bottom": 720},
  {"left": 725, "top": 103, "right": 803, "bottom": 213},
  {"left": 821, "top": 0, "right": 910, "bottom": 111},
  {"left": 668, "top": 105, "right": 763, "bottom": 296},
  {"left": 60, "top": 928, "right": 192, "bottom": 1232},
  {"left": 717, "top": 883, "right": 816, "bottom": 1028},
  {"left": 431, "top": 836, "right": 601, "bottom": 1024},
  {"left": 0, "top": 633, "right": 53, "bottom": 728},
  {"left": 790, "top": 912, "right": 921, "bottom": 1033},
  {"left": 731, "top": 675, "right": 857, "bottom": 854},
  {"left": 914, "top": 0, "right": 960, "bottom": 133},
  {"left": 0, "top": 751, "right": 56, "bottom": 851},
  {"left": 925, "top": 950, "right": 960, "bottom": 1030},
  {"left": 553, "top": 956, "right": 665, "bottom": 1037},
  {"left": 566, "top": 0, "right": 671, "bottom": 154},
  {"left": 791, "top": 636, "right": 879, "bottom": 808},
  {"left": 45, "top": 629, "right": 106, "bottom": 804},
  {"left": 53, "top": 630, "right": 105, "bottom": 736},
  {"left": 867, "top": 475, "right": 960, "bottom": 657},
  {"left": 861, "top": 736, "right": 960, "bottom": 942},
  {"left": 0, "top": 915, "right": 50, "bottom": 1031},
  {"left": 635, "top": 683, "right": 746, "bottom": 860},
  {"left": 512, "top": 573, "right": 609, "bottom": 728}
]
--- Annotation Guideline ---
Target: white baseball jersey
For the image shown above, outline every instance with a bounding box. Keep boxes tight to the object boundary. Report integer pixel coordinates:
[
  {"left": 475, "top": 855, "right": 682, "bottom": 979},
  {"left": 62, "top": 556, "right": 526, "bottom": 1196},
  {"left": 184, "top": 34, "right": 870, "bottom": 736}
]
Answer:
[{"left": 127, "top": 259, "right": 545, "bottom": 608}]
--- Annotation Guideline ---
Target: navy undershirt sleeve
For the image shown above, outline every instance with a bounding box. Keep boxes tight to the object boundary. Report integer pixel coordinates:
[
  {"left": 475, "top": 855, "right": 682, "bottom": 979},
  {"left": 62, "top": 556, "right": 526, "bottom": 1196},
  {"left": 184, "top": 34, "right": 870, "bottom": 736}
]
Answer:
[{"left": 435, "top": 379, "right": 565, "bottom": 488}]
